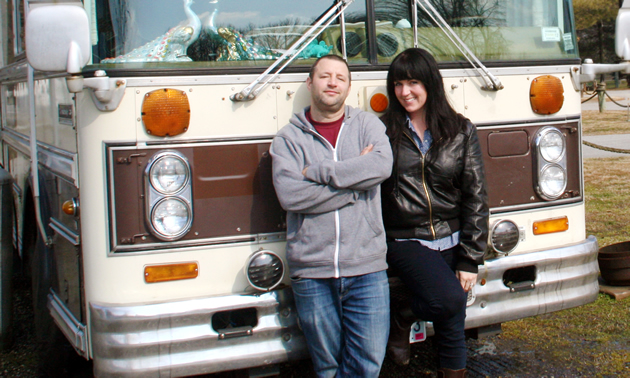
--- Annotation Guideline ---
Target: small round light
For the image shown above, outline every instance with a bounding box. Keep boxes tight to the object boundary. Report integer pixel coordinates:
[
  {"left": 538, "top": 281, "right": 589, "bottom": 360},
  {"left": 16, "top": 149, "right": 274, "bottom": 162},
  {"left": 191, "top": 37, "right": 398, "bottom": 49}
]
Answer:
[
  {"left": 370, "top": 93, "right": 389, "bottom": 113},
  {"left": 491, "top": 220, "right": 519, "bottom": 255},
  {"left": 246, "top": 251, "right": 284, "bottom": 291},
  {"left": 151, "top": 197, "right": 192, "bottom": 240},
  {"left": 539, "top": 130, "right": 565, "bottom": 162},
  {"left": 149, "top": 153, "right": 190, "bottom": 194},
  {"left": 62, "top": 198, "right": 79, "bottom": 216},
  {"left": 538, "top": 164, "right": 567, "bottom": 200}
]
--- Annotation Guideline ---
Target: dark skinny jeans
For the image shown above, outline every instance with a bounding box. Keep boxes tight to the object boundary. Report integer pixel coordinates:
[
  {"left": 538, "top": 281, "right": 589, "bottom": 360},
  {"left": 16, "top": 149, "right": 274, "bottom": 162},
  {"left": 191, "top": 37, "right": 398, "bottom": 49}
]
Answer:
[{"left": 386, "top": 240, "right": 468, "bottom": 370}]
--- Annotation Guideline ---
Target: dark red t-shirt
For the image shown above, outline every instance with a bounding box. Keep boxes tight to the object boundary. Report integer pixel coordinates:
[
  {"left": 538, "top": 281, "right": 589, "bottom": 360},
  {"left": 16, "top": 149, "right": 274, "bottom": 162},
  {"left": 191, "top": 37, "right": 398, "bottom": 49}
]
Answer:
[{"left": 306, "top": 111, "right": 344, "bottom": 148}]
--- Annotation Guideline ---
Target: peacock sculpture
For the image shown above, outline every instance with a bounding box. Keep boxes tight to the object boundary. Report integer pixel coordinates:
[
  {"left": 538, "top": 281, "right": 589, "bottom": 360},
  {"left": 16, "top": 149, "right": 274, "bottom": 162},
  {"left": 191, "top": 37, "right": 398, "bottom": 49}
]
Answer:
[{"left": 102, "top": 0, "right": 201, "bottom": 63}]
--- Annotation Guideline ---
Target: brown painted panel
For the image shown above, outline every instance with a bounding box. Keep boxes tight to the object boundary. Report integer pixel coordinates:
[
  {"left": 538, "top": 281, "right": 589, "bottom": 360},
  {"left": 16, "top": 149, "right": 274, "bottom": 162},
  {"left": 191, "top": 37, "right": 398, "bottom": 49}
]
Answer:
[
  {"left": 109, "top": 142, "right": 285, "bottom": 251},
  {"left": 488, "top": 130, "right": 529, "bottom": 157},
  {"left": 110, "top": 148, "right": 145, "bottom": 246},
  {"left": 478, "top": 122, "right": 581, "bottom": 210}
]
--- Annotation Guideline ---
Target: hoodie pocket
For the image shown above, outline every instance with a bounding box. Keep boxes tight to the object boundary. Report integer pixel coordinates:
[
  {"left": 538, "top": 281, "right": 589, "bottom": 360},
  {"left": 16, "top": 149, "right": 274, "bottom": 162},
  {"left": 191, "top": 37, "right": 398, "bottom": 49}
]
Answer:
[
  {"left": 361, "top": 191, "right": 384, "bottom": 237},
  {"left": 286, "top": 212, "right": 335, "bottom": 267},
  {"left": 364, "top": 210, "right": 382, "bottom": 236}
]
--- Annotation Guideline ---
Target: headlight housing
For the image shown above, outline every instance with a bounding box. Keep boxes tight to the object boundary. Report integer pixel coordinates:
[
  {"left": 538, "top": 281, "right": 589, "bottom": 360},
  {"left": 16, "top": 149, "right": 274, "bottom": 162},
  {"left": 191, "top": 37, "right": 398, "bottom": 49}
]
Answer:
[
  {"left": 491, "top": 219, "right": 520, "bottom": 255},
  {"left": 145, "top": 151, "right": 193, "bottom": 241},
  {"left": 151, "top": 197, "right": 192, "bottom": 239},
  {"left": 534, "top": 127, "right": 567, "bottom": 200},
  {"left": 149, "top": 153, "right": 190, "bottom": 194},
  {"left": 246, "top": 250, "right": 284, "bottom": 291}
]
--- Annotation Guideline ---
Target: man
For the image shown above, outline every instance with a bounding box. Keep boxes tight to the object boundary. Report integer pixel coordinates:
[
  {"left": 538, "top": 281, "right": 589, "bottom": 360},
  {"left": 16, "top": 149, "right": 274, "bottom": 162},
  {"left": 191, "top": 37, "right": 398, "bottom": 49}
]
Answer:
[{"left": 270, "top": 55, "right": 393, "bottom": 377}]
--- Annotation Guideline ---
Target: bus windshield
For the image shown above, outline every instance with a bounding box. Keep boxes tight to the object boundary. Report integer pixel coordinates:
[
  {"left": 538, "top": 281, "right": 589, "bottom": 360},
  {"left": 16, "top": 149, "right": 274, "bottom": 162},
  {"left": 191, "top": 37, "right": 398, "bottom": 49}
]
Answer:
[{"left": 90, "top": 0, "right": 578, "bottom": 68}]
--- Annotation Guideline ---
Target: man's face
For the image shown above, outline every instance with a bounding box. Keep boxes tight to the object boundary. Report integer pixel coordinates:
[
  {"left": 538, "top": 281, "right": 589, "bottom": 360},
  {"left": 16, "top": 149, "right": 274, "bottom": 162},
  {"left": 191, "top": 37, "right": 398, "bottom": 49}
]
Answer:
[{"left": 307, "top": 58, "right": 351, "bottom": 114}]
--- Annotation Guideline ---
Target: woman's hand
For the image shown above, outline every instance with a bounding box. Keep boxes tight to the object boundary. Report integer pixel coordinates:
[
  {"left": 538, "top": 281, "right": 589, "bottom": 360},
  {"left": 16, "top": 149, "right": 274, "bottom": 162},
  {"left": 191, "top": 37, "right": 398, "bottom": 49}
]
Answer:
[{"left": 456, "top": 270, "right": 477, "bottom": 292}]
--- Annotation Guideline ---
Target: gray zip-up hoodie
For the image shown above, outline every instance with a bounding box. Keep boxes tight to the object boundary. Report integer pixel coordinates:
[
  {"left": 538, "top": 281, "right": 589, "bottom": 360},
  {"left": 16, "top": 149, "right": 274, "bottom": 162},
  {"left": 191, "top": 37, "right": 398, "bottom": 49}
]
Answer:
[{"left": 270, "top": 105, "right": 393, "bottom": 279}]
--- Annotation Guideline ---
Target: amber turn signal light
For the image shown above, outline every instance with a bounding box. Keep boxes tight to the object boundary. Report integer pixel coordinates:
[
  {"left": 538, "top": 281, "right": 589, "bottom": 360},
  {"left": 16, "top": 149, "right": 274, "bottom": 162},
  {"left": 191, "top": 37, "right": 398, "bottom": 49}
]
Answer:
[
  {"left": 530, "top": 75, "right": 564, "bottom": 115},
  {"left": 62, "top": 198, "right": 78, "bottom": 216},
  {"left": 533, "top": 216, "right": 569, "bottom": 235},
  {"left": 141, "top": 88, "right": 190, "bottom": 137},
  {"left": 370, "top": 93, "right": 388, "bottom": 113},
  {"left": 144, "top": 262, "right": 199, "bottom": 283}
]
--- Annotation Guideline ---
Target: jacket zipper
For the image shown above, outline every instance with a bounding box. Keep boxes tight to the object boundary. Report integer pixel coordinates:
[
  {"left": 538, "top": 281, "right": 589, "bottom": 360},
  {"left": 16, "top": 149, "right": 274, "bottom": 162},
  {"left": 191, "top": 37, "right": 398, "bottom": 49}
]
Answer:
[
  {"left": 403, "top": 132, "right": 436, "bottom": 239},
  {"left": 305, "top": 123, "right": 345, "bottom": 278}
]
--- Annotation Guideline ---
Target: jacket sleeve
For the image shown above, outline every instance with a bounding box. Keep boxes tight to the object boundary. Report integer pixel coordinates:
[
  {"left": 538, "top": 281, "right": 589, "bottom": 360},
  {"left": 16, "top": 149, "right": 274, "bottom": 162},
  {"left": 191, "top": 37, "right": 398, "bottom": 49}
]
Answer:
[
  {"left": 303, "top": 114, "right": 393, "bottom": 191},
  {"left": 457, "top": 123, "right": 489, "bottom": 273},
  {"left": 270, "top": 135, "right": 358, "bottom": 214}
]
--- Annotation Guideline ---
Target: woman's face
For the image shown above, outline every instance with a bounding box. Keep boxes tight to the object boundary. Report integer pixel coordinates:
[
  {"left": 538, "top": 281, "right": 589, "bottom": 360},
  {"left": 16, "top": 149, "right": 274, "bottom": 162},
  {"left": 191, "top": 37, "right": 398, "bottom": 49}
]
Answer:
[{"left": 394, "top": 79, "right": 427, "bottom": 117}]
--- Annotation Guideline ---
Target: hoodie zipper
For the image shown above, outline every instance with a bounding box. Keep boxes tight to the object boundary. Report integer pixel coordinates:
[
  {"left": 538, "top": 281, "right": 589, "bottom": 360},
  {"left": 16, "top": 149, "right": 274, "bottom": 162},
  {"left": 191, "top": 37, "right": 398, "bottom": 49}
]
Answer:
[
  {"left": 403, "top": 131, "right": 436, "bottom": 239},
  {"left": 305, "top": 122, "right": 345, "bottom": 278}
]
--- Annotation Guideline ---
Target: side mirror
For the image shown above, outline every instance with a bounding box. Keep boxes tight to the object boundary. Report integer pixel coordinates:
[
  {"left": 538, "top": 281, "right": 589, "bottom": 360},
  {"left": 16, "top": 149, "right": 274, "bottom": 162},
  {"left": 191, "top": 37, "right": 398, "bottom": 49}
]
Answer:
[
  {"left": 616, "top": 0, "right": 630, "bottom": 60},
  {"left": 25, "top": 4, "right": 90, "bottom": 73}
]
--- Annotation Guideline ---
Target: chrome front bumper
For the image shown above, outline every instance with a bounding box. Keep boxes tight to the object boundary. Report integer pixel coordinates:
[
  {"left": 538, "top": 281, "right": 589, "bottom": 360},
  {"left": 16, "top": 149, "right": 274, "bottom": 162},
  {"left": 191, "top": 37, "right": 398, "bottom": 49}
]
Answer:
[
  {"left": 465, "top": 235, "right": 599, "bottom": 329},
  {"left": 90, "top": 287, "right": 308, "bottom": 377}
]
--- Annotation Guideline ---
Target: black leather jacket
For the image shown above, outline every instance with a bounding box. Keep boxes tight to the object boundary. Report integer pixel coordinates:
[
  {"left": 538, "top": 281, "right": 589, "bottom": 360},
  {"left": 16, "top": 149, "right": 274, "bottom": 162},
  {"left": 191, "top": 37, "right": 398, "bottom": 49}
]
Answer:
[{"left": 381, "top": 120, "right": 489, "bottom": 273}]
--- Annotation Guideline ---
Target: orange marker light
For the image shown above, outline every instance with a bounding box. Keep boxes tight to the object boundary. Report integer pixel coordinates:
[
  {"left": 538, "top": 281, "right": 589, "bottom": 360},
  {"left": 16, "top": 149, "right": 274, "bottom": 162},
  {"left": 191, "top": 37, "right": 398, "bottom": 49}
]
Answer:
[
  {"left": 62, "top": 199, "right": 78, "bottom": 216},
  {"left": 141, "top": 88, "right": 191, "bottom": 137},
  {"left": 144, "top": 262, "right": 199, "bottom": 283},
  {"left": 533, "top": 216, "right": 569, "bottom": 235},
  {"left": 530, "top": 75, "right": 564, "bottom": 115},
  {"left": 370, "top": 93, "right": 388, "bottom": 113}
]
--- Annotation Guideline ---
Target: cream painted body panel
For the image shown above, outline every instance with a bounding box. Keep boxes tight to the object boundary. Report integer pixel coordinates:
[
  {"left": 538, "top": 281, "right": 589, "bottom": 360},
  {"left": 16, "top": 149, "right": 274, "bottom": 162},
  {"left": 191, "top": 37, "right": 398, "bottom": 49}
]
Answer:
[
  {"left": 77, "top": 67, "right": 584, "bottom": 306},
  {"left": 463, "top": 71, "right": 581, "bottom": 122},
  {"left": 87, "top": 242, "right": 288, "bottom": 305},
  {"left": 489, "top": 203, "right": 586, "bottom": 256}
]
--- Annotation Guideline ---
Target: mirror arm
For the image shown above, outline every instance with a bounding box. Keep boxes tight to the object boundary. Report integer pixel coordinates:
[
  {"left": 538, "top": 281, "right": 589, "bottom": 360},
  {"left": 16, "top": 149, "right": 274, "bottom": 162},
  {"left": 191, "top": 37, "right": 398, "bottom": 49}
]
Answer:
[
  {"left": 66, "top": 71, "right": 127, "bottom": 112},
  {"left": 580, "top": 59, "right": 630, "bottom": 83}
]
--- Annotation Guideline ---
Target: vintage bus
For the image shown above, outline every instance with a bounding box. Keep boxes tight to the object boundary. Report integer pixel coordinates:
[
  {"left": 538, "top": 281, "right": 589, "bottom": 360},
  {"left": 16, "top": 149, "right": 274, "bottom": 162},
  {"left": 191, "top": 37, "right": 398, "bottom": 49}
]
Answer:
[{"left": 2, "top": 0, "right": 622, "bottom": 376}]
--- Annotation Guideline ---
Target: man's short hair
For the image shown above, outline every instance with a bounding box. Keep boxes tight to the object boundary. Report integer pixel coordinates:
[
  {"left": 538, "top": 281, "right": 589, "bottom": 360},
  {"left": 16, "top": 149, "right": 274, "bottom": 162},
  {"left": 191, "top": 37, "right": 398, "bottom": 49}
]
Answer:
[{"left": 308, "top": 54, "right": 351, "bottom": 82}]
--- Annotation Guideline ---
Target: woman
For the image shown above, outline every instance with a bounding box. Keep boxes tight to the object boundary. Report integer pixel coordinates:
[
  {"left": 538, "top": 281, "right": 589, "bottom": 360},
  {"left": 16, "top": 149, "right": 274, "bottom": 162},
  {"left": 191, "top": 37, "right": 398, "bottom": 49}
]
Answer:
[{"left": 380, "top": 48, "right": 489, "bottom": 378}]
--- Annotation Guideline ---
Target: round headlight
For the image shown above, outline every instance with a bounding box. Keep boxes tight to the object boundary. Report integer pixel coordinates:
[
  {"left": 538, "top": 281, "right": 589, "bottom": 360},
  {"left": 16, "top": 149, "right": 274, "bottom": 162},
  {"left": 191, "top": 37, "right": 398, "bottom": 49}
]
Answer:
[
  {"left": 538, "top": 164, "right": 567, "bottom": 200},
  {"left": 539, "top": 129, "right": 565, "bottom": 162},
  {"left": 491, "top": 220, "right": 519, "bottom": 255},
  {"left": 151, "top": 197, "right": 192, "bottom": 240},
  {"left": 149, "top": 153, "right": 190, "bottom": 194},
  {"left": 246, "top": 251, "right": 284, "bottom": 291}
]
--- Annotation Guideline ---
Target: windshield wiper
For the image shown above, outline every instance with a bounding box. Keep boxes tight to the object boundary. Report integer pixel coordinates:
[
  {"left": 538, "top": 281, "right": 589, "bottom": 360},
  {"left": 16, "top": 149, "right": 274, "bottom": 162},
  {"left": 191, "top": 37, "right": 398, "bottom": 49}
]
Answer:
[
  {"left": 231, "top": 0, "right": 354, "bottom": 102},
  {"left": 414, "top": 0, "right": 504, "bottom": 91}
]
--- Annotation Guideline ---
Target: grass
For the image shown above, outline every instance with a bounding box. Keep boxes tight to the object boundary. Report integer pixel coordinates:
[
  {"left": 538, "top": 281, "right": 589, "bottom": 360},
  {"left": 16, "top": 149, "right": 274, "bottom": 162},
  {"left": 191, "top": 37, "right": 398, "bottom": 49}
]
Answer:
[
  {"left": 584, "top": 156, "right": 630, "bottom": 247},
  {"left": 494, "top": 111, "right": 630, "bottom": 377},
  {"left": 582, "top": 110, "right": 630, "bottom": 135},
  {"left": 498, "top": 294, "right": 630, "bottom": 376}
]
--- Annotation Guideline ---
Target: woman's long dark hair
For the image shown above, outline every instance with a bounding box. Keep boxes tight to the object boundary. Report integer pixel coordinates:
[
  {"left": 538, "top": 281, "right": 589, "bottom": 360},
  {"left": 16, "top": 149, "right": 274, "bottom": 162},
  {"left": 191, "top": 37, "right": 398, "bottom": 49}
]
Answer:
[{"left": 381, "top": 48, "right": 466, "bottom": 155}]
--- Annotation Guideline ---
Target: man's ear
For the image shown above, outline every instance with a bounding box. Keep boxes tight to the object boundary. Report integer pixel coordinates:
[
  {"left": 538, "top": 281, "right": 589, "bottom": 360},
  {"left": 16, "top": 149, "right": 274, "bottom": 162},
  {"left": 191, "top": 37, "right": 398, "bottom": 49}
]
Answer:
[{"left": 306, "top": 77, "right": 312, "bottom": 90}]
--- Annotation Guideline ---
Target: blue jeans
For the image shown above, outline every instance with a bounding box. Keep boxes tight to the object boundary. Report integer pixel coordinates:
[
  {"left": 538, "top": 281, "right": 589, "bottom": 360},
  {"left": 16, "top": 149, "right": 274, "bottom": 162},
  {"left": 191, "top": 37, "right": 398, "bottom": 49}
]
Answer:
[
  {"left": 290, "top": 271, "right": 390, "bottom": 378},
  {"left": 387, "top": 241, "right": 468, "bottom": 370}
]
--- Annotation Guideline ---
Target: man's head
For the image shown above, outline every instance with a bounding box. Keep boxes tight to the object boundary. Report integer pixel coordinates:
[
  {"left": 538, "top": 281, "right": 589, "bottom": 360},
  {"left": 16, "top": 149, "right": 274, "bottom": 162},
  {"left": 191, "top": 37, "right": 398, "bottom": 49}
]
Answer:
[{"left": 306, "top": 55, "right": 351, "bottom": 118}]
